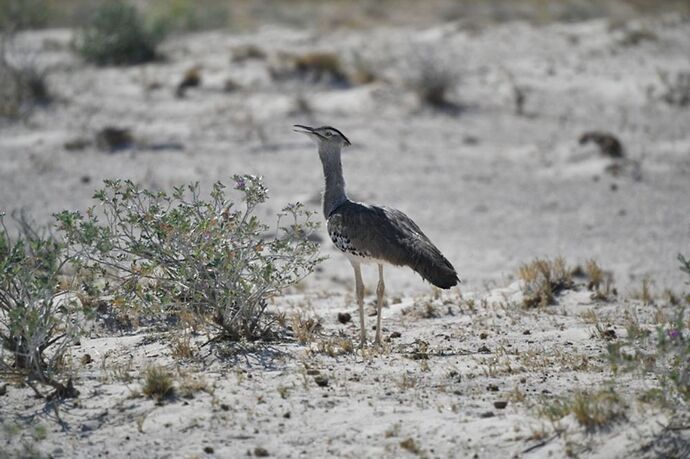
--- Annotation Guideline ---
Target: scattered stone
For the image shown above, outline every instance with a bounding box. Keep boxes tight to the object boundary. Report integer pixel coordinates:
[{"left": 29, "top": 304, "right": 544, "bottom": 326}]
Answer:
[
  {"left": 80, "top": 175, "right": 91, "bottom": 184},
  {"left": 96, "top": 127, "right": 133, "bottom": 152},
  {"left": 314, "top": 375, "right": 329, "bottom": 387},
  {"left": 389, "top": 331, "right": 402, "bottom": 339},
  {"left": 220, "top": 403, "right": 230, "bottom": 411},
  {"left": 523, "top": 330, "right": 531, "bottom": 335},
  {"left": 487, "top": 384, "right": 499, "bottom": 392},
  {"left": 494, "top": 401, "right": 508, "bottom": 409},
  {"left": 64, "top": 138, "right": 92, "bottom": 151},
  {"left": 479, "top": 411, "right": 495, "bottom": 418},
  {"left": 80, "top": 354, "right": 93, "bottom": 365},
  {"left": 0, "top": 384, "right": 6, "bottom": 396},
  {"left": 477, "top": 345, "right": 491, "bottom": 354},
  {"left": 520, "top": 377, "right": 527, "bottom": 384},
  {"left": 224, "top": 78, "right": 241, "bottom": 93},
  {"left": 254, "top": 447, "right": 270, "bottom": 457},
  {"left": 283, "top": 412, "right": 291, "bottom": 419},
  {"left": 203, "top": 446, "right": 214, "bottom": 454},
  {"left": 176, "top": 66, "right": 202, "bottom": 98},
  {"left": 337, "top": 312, "right": 351, "bottom": 324},
  {"left": 479, "top": 332, "right": 488, "bottom": 339},
  {"left": 306, "top": 369, "right": 320, "bottom": 376},
  {"left": 579, "top": 131, "right": 625, "bottom": 158},
  {"left": 602, "top": 328, "right": 617, "bottom": 340}
]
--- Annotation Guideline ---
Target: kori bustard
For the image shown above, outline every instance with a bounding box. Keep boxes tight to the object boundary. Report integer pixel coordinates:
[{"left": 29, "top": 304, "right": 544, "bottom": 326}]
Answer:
[{"left": 294, "top": 125, "right": 459, "bottom": 348}]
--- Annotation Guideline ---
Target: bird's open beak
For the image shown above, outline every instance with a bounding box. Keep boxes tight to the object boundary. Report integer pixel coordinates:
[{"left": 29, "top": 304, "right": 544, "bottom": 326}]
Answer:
[{"left": 293, "top": 124, "right": 325, "bottom": 140}]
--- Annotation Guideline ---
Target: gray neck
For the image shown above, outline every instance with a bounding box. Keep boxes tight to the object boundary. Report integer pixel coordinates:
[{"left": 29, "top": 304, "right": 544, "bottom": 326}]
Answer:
[{"left": 318, "top": 143, "right": 348, "bottom": 218}]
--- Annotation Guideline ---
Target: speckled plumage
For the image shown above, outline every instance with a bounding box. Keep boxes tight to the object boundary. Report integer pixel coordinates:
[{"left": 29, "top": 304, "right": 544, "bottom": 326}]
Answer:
[
  {"left": 327, "top": 200, "right": 459, "bottom": 289},
  {"left": 294, "top": 124, "right": 460, "bottom": 347}
]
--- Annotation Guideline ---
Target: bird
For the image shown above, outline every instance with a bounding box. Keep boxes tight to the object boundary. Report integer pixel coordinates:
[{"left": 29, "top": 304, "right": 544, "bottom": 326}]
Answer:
[{"left": 293, "top": 124, "right": 459, "bottom": 348}]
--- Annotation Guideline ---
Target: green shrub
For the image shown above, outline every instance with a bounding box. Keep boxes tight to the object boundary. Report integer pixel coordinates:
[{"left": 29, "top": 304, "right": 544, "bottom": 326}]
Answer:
[
  {"left": 0, "top": 0, "right": 48, "bottom": 31},
  {"left": 56, "top": 175, "right": 323, "bottom": 342},
  {"left": 0, "top": 212, "right": 79, "bottom": 398},
  {"left": 73, "top": 1, "right": 166, "bottom": 66}
]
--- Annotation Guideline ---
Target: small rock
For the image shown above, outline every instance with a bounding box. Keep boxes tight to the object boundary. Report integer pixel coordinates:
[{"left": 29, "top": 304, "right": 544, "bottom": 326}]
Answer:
[
  {"left": 96, "top": 127, "right": 133, "bottom": 152},
  {"left": 337, "top": 312, "right": 351, "bottom": 324},
  {"left": 579, "top": 131, "right": 625, "bottom": 158},
  {"left": 479, "top": 332, "right": 488, "bottom": 340},
  {"left": 520, "top": 377, "right": 527, "bottom": 384},
  {"left": 283, "top": 412, "right": 291, "bottom": 419},
  {"left": 306, "top": 369, "right": 320, "bottom": 376},
  {"left": 176, "top": 66, "right": 202, "bottom": 98},
  {"left": 389, "top": 331, "right": 402, "bottom": 339},
  {"left": 522, "top": 330, "right": 531, "bottom": 335},
  {"left": 494, "top": 401, "right": 508, "bottom": 409},
  {"left": 479, "top": 411, "right": 495, "bottom": 418},
  {"left": 254, "top": 447, "right": 269, "bottom": 457},
  {"left": 314, "top": 375, "right": 329, "bottom": 387},
  {"left": 487, "top": 384, "right": 499, "bottom": 392},
  {"left": 203, "top": 446, "right": 214, "bottom": 454},
  {"left": 220, "top": 403, "right": 230, "bottom": 411},
  {"left": 477, "top": 345, "right": 491, "bottom": 354},
  {"left": 602, "top": 329, "right": 617, "bottom": 340},
  {"left": 0, "top": 384, "right": 7, "bottom": 396},
  {"left": 80, "top": 354, "right": 93, "bottom": 365},
  {"left": 80, "top": 175, "right": 91, "bottom": 184},
  {"left": 64, "top": 138, "right": 92, "bottom": 151}
]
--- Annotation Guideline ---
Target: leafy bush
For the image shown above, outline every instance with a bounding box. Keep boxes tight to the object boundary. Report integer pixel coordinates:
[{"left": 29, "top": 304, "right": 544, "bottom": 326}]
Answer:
[
  {"left": 73, "top": 0, "right": 166, "bottom": 66},
  {"left": 0, "top": 213, "right": 78, "bottom": 398},
  {"left": 0, "top": 0, "right": 48, "bottom": 31},
  {"left": 56, "top": 176, "right": 322, "bottom": 342}
]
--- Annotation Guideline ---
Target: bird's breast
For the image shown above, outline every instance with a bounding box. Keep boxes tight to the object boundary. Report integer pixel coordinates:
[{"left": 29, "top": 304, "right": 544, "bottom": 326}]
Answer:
[{"left": 328, "top": 228, "right": 371, "bottom": 260}]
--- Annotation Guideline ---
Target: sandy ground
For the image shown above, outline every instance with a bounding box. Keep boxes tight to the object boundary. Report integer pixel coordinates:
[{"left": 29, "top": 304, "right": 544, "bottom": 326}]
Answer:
[{"left": 1, "top": 12, "right": 690, "bottom": 459}]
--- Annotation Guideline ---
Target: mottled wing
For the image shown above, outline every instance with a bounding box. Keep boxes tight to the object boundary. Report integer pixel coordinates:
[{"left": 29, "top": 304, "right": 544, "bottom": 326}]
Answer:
[{"left": 328, "top": 201, "right": 459, "bottom": 289}]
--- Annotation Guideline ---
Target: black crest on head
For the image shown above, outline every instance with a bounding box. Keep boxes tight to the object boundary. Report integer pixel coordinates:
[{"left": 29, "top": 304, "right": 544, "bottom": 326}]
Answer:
[{"left": 321, "top": 126, "right": 351, "bottom": 146}]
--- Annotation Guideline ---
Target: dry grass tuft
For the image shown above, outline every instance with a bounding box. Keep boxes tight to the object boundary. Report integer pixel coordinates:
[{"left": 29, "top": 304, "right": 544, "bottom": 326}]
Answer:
[
  {"left": 399, "top": 437, "right": 421, "bottom": 455},
  {"left": 518, "top": 257, "right": 574, "bottom": 308},
  {"left": 142, "top": 365, "right": 175, "bottom": 402},
  {"left": 290, "top": 314, "right": 321, "bottom": 344},
  {"left": 316, "top": 336, "right": 354, "bottom": 357},
  {"left": 539, "top": 388, "right": 627, "bottom": 431}
]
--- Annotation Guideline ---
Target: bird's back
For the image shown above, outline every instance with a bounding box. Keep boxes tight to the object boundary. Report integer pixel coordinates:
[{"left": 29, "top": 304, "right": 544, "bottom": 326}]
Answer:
[{"left": 327, "top": 200, "right": 459, "bottom": 289}]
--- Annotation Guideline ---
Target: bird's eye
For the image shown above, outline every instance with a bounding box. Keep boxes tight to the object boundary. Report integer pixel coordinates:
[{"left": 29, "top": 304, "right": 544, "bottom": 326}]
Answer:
[{"left": 325, "top": 131, "right": 332, "bottom": 137}]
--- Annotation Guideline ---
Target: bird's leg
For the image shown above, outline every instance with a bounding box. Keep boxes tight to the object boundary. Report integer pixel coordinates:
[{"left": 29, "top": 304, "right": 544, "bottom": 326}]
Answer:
[
  {"left": 375, "top": 264, "right": 385, "bottom": 345},
  {"left": 352, "top": 262, "right": 366, "bottom": 348}
]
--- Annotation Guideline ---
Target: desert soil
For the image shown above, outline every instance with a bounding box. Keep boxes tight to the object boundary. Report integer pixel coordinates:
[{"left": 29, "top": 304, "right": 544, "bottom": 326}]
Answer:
[{"left": 1, "top": 12, "right": 689, "bottom": 459}]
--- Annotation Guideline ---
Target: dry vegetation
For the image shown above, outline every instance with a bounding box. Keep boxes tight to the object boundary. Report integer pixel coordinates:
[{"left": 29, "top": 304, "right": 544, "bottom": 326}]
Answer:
[{"left": 1, "top": 1, "right": 690, "bottom": 457}]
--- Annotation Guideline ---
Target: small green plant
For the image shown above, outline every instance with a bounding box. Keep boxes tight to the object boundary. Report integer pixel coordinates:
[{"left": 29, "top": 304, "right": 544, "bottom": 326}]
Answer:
[
  {"left": 0, "top": 0, "right": 48, "bottom": 31},
  {"left": 518, "top": 257, "right": 574, "bottom": 308},
  {"left": 0, "top": 212, "right": 79, "bottom": 398},
  {"left": 56, "top": 175, "right": 322, "bottom": 342},
  {"left": 73, "top": 0, "right": 166, "bottom": 66},
  {"left": 679, "top": 254, "right": 690, "bottom": 280},
  {"left": 539, "top": 388, "right": 627, "bottom": 431},
  {"left": 607, "top": 255, "right": 690, "bottom": 405},
  {"left": 142, "top": 365, "right": 175, "bottom": 402}
]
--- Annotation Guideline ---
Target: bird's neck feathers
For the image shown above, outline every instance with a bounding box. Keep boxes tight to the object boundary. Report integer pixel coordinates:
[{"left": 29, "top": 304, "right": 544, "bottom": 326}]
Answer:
[{"left": 318, "top": 144, "right": 348, "bottom": 218}]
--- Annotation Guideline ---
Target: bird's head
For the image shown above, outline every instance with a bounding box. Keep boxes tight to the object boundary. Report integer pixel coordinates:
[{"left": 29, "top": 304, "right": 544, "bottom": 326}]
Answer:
[{"left": 293, "top": 125, "right": 351, "bottom": 149}]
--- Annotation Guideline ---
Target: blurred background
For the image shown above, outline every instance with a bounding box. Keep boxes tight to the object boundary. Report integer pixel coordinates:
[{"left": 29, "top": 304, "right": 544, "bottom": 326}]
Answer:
[{"left": 1, "top": 0, "right": 689, "bottom": 295}]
